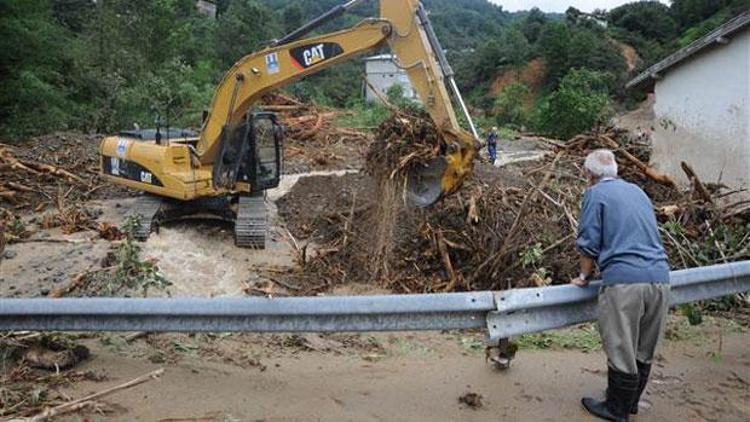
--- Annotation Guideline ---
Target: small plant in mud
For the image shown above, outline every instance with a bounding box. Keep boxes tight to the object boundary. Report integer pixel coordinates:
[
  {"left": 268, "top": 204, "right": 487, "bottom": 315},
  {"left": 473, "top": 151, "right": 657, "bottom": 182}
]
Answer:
[
  {"left": 72, "top": 216, "right": 170, "bottom": 297},
  {"left": 106, "top": 216, "right": 171, "bottom": 296},
  {"left": 6, "top": 217, "right": 28, "bottom": 239},
  {"left": 679, "top": 303, "right": 703, "bottom": 326},
  {"left": 520, "top": 243, "right": 551, "bottom": 286},
  {"left": 520, "top": 243, "right": 543, "bottom": 268}
]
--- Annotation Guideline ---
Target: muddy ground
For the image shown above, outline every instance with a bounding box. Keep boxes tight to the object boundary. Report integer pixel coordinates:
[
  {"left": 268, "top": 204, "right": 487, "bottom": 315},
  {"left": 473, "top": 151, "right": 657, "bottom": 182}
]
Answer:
[{"left": 9, "top": 320, "right": 750, "bottom": 421}]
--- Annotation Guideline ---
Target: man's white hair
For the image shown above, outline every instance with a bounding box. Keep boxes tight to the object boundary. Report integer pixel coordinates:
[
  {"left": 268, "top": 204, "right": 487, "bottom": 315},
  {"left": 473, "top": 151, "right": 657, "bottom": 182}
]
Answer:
[{"left": 584, "top": 149, "right": 618, "bottom": 178}]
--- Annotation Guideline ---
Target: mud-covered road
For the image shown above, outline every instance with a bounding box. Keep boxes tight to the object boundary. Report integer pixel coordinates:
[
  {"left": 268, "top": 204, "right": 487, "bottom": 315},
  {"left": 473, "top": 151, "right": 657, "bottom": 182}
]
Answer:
[{"left": 56, "top": 325, "right": 749, "bottom": 421}]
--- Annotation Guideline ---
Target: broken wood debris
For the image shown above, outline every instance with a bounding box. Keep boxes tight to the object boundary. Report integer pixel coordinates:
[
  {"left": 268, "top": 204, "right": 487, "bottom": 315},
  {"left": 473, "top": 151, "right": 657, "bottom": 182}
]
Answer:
[{"left": 278, "top": 120, "right": 750, "bottom": 295}]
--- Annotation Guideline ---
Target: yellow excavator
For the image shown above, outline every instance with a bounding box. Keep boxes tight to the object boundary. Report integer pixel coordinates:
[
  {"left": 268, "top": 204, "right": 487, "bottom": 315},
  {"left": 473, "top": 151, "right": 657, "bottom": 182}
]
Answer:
[{"left": 99, "top": 0, "right": 479, "bottom": 248}]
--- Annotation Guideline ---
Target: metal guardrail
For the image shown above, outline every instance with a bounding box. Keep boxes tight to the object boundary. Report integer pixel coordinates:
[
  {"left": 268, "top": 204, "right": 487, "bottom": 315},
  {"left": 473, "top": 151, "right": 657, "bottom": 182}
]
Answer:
[
  {"left": 1, "top": 262, "right": 748, "bottom": 340},
  {"left": 0, "top": 292, "right": 495, "bottom": 333}
]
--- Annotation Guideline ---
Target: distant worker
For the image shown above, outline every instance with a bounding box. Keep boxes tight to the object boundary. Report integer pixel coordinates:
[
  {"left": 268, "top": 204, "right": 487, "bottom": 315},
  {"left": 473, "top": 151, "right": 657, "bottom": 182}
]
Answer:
[
  {"left": 486, "top": 127, "right": 498, "bottom": 163},
  {"left": 571, "top": 149, "right": 671, "bottom": 422}
]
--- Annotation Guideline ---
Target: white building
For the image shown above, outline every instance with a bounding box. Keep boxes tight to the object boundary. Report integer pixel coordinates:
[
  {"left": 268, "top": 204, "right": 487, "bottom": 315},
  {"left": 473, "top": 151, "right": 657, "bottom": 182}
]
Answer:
[
  {"left": 364, "top": 54, "right": 418, "bottom": 103},
  {"left": 627, "top": 11, "right": 750, "bottom": 196},
  {"left": 196, "top": 0, "right": 216, "bottom": 18}
]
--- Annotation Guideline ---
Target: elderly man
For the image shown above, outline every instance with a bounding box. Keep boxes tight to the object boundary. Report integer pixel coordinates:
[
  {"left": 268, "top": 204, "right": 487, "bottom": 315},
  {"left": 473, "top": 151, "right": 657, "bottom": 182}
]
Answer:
[{"left": 571, "top": 149, "right": 670, "bottom": 422}]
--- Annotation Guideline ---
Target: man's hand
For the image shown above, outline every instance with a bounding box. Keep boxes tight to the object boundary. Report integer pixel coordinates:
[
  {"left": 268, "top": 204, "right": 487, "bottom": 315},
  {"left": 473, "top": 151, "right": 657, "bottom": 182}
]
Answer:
[{"left": 570, "top": 277, "right": 589, "bottom": 287}]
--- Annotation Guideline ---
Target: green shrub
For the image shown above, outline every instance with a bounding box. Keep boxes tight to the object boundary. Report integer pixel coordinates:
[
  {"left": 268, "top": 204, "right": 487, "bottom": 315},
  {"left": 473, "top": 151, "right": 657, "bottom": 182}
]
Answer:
[
  {"left": 335, "top": 100, "right": 391, "bottom": 130},
  {"left": 533, "top": 69, "right": 613, "bottom": 140},
  {"left": 494, "top": 82, "right": 530, "bottom": 128}
]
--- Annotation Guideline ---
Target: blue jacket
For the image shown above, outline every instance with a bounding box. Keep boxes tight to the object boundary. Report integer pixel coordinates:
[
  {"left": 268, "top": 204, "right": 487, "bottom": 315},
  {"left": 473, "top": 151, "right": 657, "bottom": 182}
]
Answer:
[
  {"left": 576, "top": 178, "right": 670, "bottom": 285},
  {"left": 486, "top": 132, "right": 497, "bottom": 146}
]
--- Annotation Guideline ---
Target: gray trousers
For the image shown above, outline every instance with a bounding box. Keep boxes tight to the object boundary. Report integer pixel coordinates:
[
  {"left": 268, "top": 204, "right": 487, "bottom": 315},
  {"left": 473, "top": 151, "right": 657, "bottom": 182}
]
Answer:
[{"left": 597, "top": 283, "right": 670, "bottom": 374}]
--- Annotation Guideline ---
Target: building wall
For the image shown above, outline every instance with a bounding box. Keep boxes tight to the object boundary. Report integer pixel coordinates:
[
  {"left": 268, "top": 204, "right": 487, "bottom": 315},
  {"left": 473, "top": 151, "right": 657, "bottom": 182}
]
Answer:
[
  {"left": 196, "top": 0, "right": 217, "bottom": 18},
  {"left": 364, "top": 57, "right": 417, "bottom": 102},
  {"left": 652, "top": 30, "right": 749, "bottom": 194}
]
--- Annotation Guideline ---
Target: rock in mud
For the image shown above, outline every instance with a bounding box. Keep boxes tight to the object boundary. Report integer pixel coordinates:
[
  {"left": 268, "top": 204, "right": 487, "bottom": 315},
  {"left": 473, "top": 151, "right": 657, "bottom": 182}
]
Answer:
[
  {"left": 458, "top": 392, "right": 484, "bottom": 409},
  {"left": 23, "top": 342, "right": 90, "bottom": 371}
]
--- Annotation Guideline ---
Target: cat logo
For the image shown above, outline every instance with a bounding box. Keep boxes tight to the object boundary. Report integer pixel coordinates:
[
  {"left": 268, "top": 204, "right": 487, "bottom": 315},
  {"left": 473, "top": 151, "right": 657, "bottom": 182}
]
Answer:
[
  {"left": 290, "top": 42, "right": 344, "bottom": 70},
  {"left": 303, "top": 44, "right": 325, "bottom": 66}
]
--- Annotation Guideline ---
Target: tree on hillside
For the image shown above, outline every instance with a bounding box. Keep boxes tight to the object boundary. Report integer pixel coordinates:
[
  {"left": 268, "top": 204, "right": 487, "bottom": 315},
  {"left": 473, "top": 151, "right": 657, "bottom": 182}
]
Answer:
[
  {"left": 494, "top": 82, "right": 530, "bottom": 128},
  {"left": 609, "top": 1, "right": 677, "bottom": 42},
  {"left": 0, "top": 0, "right": 76, "bottom": 137},
  {"left": 567, "top": 29, "right": 626, "bottom": 89},
  {"left": 498, "top": 29, "right": 531, "bottom": 71},
  {"left": 537, "top": 20, "right": 625, "bottom": 92},
  {"left": 472, "top": 39, "right": 504, "bottom": 85},
  {"left": 521, "top": 7, "right": 547, "bottom": 43},
  {"left": 282, "top": 2, "right": 303, "bottom": 34},
  {"left": 670, "top": 0, "right": 725, "bottom": 29},
  {"left": 52, "top": 0, "right": 94, "bottom": 32},
  {"left": 217, "top": 0, "right": 279, "bottom": 68},
  {"left": 537, "top": 21, "right": 571, "bottom": 86},
  {"left": 534, "top": 69, "right": 613, "bottom": 140}
]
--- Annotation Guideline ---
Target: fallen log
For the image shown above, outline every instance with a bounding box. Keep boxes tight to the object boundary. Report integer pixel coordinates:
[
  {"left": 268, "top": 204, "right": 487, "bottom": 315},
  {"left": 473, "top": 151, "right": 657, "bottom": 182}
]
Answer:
[
  {"left": 599, "top": 135, "right": 677, "bottom": 188},
  {"left": 680, "top": 162, "right": 713, "bottom": 204},
  {"left": 436, "top": 229, "right": 460, "bottom": 292},
  {"left": 259, "top": 104, "right": 308, "bottom": 112},
  {"left": 283, "top": 112, "right": 336, "bottom": 126},
  {"left": 298, "top": 112, "right": 326, "bottom": 141}
]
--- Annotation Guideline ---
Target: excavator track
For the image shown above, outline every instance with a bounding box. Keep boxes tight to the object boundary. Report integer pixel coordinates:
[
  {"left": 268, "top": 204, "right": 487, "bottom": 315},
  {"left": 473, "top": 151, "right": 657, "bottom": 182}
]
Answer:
[
  {"left": 128, "top": 195, "right": 163, "bottom": 241},
  {"left": 235, "top": 194, "right": 267, "bottom": 249}
]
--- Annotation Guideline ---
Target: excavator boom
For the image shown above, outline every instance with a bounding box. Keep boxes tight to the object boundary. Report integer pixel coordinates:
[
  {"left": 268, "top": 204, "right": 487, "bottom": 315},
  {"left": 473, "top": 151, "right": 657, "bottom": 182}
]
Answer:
[{"left": 195, "top": 0, "right": 477, "bottom": 205}]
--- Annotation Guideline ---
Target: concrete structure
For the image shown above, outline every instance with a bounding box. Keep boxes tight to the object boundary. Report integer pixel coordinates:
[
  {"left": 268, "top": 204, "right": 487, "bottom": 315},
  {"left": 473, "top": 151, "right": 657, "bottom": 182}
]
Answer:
[
  {"left": 364, "top": 55, "right": 418, "bottom": 103},
  {"left": 196, "top": 0, "right": 216, "bottom": 19},
  {"left": 627, "top": 11, "right": 750, "bottom": 194}
]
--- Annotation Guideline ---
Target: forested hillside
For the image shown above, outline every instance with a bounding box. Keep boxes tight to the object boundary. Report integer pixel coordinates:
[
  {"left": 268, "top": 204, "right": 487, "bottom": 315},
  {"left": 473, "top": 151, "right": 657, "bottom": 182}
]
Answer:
[{"left": 1, "top": 0, "right": 748, "bottom": 139}]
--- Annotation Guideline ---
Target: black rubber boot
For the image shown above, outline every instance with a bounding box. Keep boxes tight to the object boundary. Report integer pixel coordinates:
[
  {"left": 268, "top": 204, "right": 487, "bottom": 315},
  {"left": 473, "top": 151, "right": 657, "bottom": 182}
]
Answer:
[
  {"left": 582, "top": 367, "right": 639, "bottom": 422},
  {"left": 630, "top": 361, "right": 652, "bottom": 415}
]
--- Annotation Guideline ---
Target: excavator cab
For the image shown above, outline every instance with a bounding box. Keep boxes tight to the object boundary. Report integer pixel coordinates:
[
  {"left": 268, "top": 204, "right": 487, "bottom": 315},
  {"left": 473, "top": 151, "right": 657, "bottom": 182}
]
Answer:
[
  {"left": 212, "top": 112, "right": 282, "bottom": 193},
  {"left": 249, "top": 113, "right": 283, "bottom": 192}
]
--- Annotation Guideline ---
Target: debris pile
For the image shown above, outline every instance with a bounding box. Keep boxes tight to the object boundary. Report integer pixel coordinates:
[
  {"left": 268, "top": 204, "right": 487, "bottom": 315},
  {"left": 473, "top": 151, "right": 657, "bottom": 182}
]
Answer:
[
  {"left": 364, "top": 111, "right": 441, "bottom": 178},
  {"left": 278, "top": 113, "right": 750, "bottom": 294},
  {"left": 0, "top": 133, "right": 133, "bottom": 218},
  {"left": 260, "top": 93, "right": 372, "bottom": 172}
]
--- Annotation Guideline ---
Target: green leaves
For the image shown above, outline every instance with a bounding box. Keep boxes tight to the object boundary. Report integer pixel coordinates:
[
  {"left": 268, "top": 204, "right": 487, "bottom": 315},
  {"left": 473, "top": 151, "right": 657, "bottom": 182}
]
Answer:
[
  {"left": 216, "top": 0, "right": 279, "bottom": 68},
  {"left": 494, "top": 82, "right": 530, "bottom": 128},
  {"left": 534, "top": 69, "right": 613, "bottom": 140},
  {"left": 537, "top": 21, "right": 626, "bottom": 90},
  {"left": 111, "top": 216, "right": 171, "bottom": 297}
]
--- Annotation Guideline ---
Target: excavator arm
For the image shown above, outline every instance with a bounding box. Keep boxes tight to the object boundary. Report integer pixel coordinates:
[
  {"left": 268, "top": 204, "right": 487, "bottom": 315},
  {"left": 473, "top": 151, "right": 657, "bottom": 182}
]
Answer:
[{"left": 200, "top": 0, "right": 478, "bottom": 206}]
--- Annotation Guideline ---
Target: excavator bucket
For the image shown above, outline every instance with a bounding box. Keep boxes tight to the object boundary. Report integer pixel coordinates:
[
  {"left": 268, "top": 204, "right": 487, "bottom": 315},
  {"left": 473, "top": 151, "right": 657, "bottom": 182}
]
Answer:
[{"left": 406, "top": 157, "right": 447, "bottom": 208}]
